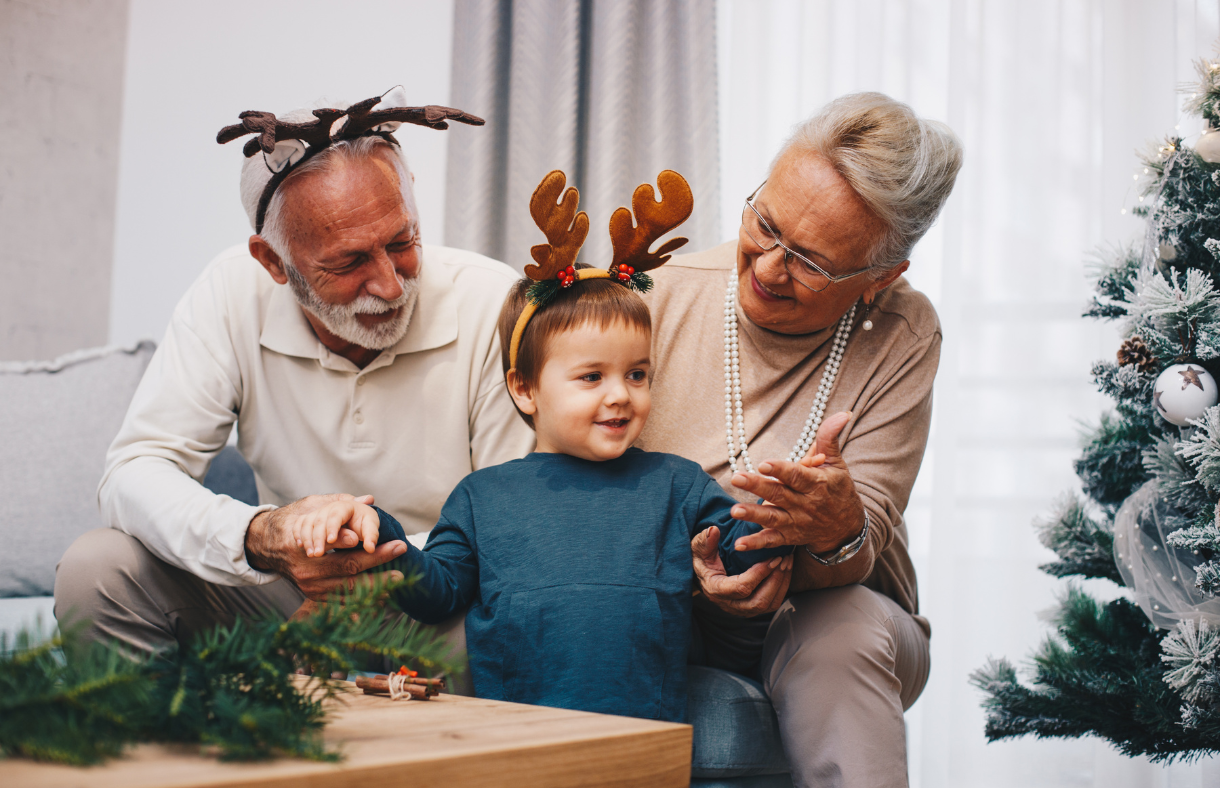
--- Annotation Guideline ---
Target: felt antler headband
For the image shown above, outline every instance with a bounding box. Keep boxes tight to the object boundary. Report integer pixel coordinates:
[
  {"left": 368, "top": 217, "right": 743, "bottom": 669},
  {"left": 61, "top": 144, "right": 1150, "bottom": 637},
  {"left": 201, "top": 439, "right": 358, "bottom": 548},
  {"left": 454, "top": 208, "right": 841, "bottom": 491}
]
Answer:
[
  {"left": 216, "top": 86, "right": 484, "bottom": 233},
  {"left": 508, "top": 169, "right": 694, "bottom": 370}
]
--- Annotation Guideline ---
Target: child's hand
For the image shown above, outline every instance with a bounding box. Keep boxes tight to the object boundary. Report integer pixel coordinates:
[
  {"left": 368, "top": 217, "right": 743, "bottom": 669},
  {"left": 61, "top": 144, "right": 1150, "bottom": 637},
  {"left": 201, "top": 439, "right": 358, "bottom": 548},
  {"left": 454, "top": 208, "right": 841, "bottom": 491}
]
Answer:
[{"left": 292, "top": 499, "right": 381, "bottom": 558}]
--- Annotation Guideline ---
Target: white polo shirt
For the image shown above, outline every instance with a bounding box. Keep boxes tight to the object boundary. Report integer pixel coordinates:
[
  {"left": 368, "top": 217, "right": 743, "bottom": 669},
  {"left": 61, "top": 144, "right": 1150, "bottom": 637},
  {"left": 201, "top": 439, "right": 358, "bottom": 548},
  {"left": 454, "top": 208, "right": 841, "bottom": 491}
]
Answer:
[{"left": 99, "top": 244, "right": 535, "bottom": 586}]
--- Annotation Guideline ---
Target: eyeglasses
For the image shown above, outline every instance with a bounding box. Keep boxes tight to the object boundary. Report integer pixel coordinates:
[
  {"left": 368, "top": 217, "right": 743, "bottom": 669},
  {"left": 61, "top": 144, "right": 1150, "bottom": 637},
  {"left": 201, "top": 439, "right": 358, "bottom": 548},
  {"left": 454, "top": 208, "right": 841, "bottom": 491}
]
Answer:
[{"left": 741, "top": 181, "right": 873, "bottom": 293}]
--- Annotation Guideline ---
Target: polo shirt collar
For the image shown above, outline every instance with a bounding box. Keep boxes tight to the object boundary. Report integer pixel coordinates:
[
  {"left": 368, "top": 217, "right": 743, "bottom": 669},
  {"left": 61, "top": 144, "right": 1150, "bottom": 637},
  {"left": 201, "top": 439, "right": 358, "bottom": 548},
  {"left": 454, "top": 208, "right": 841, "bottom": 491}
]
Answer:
[{"left": 259, "top": 245, "right": 459, "bottom": 369}]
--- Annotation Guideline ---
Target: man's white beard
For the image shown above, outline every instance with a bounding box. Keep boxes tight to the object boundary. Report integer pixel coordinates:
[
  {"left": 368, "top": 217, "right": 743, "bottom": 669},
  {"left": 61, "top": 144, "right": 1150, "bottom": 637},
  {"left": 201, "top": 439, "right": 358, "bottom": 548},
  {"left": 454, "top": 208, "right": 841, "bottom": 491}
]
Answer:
[{"left": 283, "top": 261, "right": 419, "bottom": 351}]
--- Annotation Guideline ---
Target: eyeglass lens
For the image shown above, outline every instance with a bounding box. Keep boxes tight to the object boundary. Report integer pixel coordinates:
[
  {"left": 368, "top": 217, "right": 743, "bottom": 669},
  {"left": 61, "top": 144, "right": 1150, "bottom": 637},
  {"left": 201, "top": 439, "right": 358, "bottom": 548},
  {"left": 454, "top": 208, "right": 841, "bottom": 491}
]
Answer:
[{"left": 741, "top": 201, "right": 832, "bottom": 291}]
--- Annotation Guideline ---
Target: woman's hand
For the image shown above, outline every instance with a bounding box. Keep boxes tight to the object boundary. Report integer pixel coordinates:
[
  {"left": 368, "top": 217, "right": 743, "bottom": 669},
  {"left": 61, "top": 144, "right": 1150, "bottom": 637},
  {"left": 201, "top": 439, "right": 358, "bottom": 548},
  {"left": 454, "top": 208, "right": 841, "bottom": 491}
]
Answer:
[
  {"left": 692, "top": 525, "right": 793, "bottom": 616},
  {"left": 727, "top": 411, "right": 866, "bottom": 556}
]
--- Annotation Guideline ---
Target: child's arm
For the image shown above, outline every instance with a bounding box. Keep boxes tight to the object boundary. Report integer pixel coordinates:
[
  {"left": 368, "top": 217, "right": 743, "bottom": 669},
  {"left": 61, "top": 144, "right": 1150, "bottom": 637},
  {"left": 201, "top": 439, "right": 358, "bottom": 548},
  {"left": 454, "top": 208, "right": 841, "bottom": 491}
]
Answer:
[
  {"left": 691, "top": 477, "right": 794, "bottom": 577},
  {"left": 371, "top": 506, "right": 479, "bottom": 625}
]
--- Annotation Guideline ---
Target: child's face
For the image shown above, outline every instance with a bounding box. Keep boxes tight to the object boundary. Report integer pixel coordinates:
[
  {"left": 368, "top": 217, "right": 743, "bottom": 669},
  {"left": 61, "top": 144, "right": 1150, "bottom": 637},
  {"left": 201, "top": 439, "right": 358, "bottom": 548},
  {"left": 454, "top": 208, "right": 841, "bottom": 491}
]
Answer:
[{"left": 512, "top": 320, "right": 652, "bottom": 461}]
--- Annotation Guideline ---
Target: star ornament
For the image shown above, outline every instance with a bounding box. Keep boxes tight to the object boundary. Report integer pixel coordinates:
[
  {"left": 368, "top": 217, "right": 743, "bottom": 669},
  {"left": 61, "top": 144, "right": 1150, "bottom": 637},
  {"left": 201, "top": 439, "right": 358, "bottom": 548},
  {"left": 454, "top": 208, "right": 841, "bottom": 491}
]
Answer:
[
  {"left": 1155, "top": 389, "right": 1166, "bottom": 413},
  {"left": 1180, "top": 366, "right": 1206, "bottom": 391}
]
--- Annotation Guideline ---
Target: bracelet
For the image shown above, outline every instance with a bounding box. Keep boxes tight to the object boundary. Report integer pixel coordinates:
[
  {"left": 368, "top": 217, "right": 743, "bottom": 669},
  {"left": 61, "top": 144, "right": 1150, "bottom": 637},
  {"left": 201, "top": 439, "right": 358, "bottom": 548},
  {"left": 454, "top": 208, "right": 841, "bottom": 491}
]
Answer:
[{"left": 803, "top": 509, "right": 870, "bottom": 566}]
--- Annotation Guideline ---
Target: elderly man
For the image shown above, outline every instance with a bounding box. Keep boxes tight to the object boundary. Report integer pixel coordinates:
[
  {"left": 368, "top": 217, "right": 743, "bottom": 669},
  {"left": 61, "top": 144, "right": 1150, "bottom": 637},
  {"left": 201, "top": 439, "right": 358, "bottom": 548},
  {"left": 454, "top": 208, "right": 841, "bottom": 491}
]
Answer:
[{"left": 55, "top": 91, "right": 534, "bottom": 654}]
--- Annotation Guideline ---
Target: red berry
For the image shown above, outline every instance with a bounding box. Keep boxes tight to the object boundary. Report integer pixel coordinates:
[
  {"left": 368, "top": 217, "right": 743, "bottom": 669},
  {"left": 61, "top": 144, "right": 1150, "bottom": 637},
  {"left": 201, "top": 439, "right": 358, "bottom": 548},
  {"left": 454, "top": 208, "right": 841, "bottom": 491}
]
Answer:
[
  {"left": 618, "top": 272, "right": 629, "bottom": 281},
  {"left": 625, "top": 266, "right": 634, "bottom": 275},
  {"left": 566, "top": 265, "right": 575, "bottom": 275},
  {"left": 556, "top": 271, "right": 565, "bottom": 280}
]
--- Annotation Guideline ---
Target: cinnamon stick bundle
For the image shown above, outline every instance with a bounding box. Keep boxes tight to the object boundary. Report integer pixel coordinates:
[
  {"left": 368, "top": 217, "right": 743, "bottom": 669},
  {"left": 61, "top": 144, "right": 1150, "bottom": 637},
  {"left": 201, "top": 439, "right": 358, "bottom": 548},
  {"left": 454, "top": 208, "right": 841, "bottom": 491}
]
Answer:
[{"left": 354, "top": 675, "right": 440, "bottom": 698}]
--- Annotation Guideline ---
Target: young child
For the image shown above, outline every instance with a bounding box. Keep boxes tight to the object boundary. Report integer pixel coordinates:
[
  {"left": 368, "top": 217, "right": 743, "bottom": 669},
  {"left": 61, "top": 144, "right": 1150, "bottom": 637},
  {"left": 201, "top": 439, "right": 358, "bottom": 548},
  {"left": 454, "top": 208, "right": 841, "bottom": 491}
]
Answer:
[{"left": 293, "top": 171, "right": 791, "bottom": 722}]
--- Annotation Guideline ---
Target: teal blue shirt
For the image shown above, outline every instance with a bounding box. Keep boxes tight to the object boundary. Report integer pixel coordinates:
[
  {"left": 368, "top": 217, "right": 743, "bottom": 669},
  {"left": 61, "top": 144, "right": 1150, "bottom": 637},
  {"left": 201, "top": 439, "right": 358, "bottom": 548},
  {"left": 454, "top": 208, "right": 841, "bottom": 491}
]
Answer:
[{"left": 381, "top": 449, "right": 790, "bottom": 722}]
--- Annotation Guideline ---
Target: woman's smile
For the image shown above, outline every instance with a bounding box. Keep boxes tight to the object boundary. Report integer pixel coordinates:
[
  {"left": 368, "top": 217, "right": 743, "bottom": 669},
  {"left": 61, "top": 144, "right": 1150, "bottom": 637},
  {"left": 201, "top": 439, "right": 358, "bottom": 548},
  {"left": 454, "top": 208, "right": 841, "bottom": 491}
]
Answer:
[{"left": 750, "top": 268, "right": 790, "bottom": 302}]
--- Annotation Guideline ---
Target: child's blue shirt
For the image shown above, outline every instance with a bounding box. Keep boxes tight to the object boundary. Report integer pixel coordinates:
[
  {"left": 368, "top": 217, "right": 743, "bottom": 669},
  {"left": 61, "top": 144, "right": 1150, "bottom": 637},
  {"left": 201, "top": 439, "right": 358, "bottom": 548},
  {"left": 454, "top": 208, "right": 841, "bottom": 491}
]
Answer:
[{"left": 379, "top": 448, "right": 790, "bottom": 722}]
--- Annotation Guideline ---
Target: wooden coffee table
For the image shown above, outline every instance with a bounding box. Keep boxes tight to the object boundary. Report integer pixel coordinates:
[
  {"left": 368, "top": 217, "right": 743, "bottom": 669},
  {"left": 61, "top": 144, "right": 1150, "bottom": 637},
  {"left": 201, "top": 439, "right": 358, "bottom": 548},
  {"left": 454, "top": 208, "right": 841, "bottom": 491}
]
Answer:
[{"left": 0, "top": 682, "right": 692, "bottom": 788}]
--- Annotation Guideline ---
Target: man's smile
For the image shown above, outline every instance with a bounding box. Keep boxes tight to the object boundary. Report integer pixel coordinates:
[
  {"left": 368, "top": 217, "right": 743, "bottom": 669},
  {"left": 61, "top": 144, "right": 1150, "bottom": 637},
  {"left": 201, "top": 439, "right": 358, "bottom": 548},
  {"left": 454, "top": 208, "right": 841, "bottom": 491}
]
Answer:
[{"left": 356, "top": 306, "right": 402, "bottom": 326}]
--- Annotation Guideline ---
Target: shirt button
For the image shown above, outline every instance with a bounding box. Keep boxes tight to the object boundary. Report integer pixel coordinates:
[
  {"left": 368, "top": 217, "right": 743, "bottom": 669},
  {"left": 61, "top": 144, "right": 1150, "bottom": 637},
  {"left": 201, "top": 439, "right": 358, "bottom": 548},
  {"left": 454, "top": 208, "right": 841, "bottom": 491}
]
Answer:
[
  {"left": 354, "top": 410, "right": 364, "bottom": 424},
  {"left": 357, "top": 377, "right": 366, "bottom": 386}
]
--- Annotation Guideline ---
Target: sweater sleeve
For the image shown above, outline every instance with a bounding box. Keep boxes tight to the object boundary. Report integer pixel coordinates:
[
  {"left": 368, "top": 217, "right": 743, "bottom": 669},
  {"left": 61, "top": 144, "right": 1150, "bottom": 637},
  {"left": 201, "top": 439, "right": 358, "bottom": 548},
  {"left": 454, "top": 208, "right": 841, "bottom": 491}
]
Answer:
[
  {"left": 379, "top": 498, "right": 479, "bottom": 625},
  {"left": 689, "top": 475, "right": 793, "bottom": 577}
]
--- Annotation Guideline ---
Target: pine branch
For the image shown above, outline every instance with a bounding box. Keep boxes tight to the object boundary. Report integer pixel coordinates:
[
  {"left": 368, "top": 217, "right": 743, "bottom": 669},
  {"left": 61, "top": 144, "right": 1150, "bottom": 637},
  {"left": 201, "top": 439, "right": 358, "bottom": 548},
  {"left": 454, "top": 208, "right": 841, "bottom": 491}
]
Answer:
[
  {"left": 0, "top": 577, "right": 458, "bottom": 765},
  {"left": 1177, "top": 406, "right": 1220, "bottom": 492},
  {"left": 1144, "top": 436, "right": 1217, "bottom": 514},
  {"left": 972, "top": 589, "right": 1219, "bottom": 762},
  {"left": 1036, "top": 496, "right": 1123, "bottom": 584},
  {"left": 1085, "top": 244, "right": 1143, "bottom": 319},
  {"left": 1076, "top": 411, "right": 1158, "bottom": 511}
]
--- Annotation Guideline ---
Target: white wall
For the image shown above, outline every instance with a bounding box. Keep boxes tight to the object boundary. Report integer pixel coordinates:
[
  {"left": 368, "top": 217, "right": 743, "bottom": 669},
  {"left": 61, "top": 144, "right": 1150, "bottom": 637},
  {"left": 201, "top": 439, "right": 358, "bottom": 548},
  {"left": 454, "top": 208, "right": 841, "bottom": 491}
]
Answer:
[
  {"left": 0, "top": 0, "right": 128, "bottom": 361},
  {"left": 108, "top": 0, "right": 455, "bottom": 347}
]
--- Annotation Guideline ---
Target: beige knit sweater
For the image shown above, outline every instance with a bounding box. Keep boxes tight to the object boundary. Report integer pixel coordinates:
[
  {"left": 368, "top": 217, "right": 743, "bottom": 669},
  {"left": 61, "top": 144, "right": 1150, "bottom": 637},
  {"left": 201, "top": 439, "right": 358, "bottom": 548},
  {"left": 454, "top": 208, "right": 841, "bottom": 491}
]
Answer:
[{"left": 639, "top": 242, "right": 941, "bottom": 635}]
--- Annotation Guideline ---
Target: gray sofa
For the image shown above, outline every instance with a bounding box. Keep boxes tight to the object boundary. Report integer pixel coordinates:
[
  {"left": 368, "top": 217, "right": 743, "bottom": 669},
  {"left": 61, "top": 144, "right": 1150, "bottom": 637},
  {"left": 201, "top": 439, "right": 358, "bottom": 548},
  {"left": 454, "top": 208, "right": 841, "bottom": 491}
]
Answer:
[{"left": 0, "top": 343, "right": 791, "bottom": 786}]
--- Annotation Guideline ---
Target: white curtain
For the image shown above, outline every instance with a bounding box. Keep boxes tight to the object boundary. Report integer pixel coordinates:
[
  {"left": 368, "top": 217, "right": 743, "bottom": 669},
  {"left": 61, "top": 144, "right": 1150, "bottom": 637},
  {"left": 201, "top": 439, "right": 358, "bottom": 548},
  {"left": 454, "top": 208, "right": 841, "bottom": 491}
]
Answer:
[
  {"left": 717, "top": 1, "right": 1220, "bottom": 785},
  {"left": 445, "top": 0, "right": 720, "bottom": 272}
]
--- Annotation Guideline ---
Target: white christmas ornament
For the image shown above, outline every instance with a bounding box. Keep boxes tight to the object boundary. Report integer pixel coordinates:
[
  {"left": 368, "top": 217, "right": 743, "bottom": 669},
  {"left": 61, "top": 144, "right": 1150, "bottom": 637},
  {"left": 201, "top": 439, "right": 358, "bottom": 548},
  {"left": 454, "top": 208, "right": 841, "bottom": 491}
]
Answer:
[
  {"left": 1153, "top": 363, "right": 1219, "bottom": 426},
  {"left": 1196, "top": 126, "right": 1220, "bottom": 164}
]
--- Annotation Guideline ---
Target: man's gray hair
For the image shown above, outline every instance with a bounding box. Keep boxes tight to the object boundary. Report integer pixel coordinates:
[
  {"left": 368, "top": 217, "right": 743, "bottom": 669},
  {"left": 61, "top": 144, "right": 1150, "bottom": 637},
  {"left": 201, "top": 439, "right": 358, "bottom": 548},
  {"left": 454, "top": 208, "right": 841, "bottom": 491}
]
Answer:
[
  {"left": 238, "top": 108, "right": 414, "bottom": 263},
  {"left": 775, "top": 92, "right": 963, "bottom": 274}
]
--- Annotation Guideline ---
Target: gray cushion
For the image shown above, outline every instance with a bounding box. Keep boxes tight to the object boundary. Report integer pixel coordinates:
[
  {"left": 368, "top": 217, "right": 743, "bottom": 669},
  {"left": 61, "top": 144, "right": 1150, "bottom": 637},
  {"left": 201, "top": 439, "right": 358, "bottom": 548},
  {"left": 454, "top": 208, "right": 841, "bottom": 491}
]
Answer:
[
  {"left": 203, "top": 445, "right": 259, "bottom": 506},
  {"left": 0, "top": 343, "right": 155, "bottom": 597},
  {"left": 688, "top": 666, "right": 790, "bottom": 780}
]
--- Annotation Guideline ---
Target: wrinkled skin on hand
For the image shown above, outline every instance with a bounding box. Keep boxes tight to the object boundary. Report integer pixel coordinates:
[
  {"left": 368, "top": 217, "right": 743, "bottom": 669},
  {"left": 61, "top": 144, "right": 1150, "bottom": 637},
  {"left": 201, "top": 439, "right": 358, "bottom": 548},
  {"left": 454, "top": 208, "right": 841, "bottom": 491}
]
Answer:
[
  {"left": 692, "top": 411, "right": 867, "bottom": 617},
  {"left": 245, "top": 493, "right": 407, "bottom": 600}
]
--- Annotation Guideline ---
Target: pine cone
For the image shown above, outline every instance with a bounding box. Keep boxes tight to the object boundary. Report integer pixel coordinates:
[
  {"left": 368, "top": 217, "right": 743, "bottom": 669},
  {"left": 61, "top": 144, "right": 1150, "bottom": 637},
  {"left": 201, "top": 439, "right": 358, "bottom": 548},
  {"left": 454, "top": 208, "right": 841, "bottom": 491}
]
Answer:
[{"left": 1117, "top": 336, "right": 1157, "bottom": 372}]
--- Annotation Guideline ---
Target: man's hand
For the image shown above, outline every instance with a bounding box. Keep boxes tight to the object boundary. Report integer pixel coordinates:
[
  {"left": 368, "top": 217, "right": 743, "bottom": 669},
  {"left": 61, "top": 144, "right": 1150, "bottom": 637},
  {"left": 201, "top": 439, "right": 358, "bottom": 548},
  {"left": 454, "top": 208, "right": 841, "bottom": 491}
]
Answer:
[
  {"left": 692, "top": 526, "right": 792, "bottom": 617},
  {"left": 245, "top": 493, "right": 407, "bottom": 600},
  {"left": 726, "top": 411, "right": 865, "bottom": 554}
]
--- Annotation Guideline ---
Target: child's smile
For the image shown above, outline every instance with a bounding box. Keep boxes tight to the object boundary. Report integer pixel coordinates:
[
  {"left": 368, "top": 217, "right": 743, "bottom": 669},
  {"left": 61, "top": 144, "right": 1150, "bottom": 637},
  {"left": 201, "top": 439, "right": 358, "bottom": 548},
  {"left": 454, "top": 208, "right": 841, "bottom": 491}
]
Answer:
[{"left": 510, "top": 320, "right": 652, "bottom": 461}]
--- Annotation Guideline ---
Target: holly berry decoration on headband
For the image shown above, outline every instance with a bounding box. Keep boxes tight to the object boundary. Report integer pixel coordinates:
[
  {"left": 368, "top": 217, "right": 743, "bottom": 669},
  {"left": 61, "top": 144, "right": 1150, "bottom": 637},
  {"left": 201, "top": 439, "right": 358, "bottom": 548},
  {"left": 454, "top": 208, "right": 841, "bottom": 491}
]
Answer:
[
  {"left": 556, "top": 265, "right": 577, "bottom": 287},
  {"left": 614, "top": 264, "right": 636, "bottom": 282}
]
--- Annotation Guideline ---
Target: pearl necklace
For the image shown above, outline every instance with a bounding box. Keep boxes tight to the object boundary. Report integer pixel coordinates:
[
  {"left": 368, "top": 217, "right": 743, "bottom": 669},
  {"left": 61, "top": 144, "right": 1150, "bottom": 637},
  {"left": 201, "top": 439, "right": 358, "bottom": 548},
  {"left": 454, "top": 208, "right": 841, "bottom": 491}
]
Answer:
[{"left": 723, "top": 273, "right": 858, "bottom": 474}]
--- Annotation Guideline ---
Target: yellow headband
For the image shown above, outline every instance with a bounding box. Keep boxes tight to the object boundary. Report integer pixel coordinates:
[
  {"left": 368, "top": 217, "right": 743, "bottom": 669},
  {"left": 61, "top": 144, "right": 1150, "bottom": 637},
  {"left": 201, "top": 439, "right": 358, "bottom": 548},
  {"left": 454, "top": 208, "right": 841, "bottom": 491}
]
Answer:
[{"left": 507, "top": 268, "right": 612, "bottom": 372}]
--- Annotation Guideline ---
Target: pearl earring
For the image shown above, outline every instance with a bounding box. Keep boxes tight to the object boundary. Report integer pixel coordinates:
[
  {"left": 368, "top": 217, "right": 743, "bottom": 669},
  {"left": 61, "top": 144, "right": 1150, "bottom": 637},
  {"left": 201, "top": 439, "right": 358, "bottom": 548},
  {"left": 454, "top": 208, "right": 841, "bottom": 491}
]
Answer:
[{"left": 862, "top": 301, "right": 874, "bottom": 331}]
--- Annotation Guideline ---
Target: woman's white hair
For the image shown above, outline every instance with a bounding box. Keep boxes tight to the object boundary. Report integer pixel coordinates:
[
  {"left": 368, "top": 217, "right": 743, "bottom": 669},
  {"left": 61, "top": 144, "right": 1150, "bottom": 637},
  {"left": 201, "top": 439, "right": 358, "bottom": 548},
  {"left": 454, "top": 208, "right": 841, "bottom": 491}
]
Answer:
[
  {"left": 238, "top": 107, "right": 414, "bottom": 264},
  {"left": 774, "top": 92, "right": 963, "bottom": 274}
]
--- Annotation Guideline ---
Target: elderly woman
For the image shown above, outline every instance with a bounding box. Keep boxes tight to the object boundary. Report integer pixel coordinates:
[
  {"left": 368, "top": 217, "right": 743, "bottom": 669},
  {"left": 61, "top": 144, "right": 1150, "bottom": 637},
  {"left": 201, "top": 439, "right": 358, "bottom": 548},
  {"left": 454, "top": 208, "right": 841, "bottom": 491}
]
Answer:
[{"left": 640, "top": 92, "right": 962, "bottom": 786}]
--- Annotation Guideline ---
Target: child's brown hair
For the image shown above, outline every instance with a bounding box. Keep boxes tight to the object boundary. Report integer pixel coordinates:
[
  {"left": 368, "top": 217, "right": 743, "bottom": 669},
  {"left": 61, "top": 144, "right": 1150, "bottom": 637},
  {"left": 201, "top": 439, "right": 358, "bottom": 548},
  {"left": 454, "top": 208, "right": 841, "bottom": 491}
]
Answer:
[{"left": 497, "top": 265, "right": 652, "bottom": 428}]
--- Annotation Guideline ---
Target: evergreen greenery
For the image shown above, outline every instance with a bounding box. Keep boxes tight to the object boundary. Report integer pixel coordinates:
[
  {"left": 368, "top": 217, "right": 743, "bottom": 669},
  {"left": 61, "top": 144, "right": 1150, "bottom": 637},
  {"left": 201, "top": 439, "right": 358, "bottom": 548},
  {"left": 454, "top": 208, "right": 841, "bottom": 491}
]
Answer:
[
  {"left": 972, "top": 58, "right": 1220, "bottom": 761},
  {"left": 0, "top": 578, "right": 454, "bottom": 766}
]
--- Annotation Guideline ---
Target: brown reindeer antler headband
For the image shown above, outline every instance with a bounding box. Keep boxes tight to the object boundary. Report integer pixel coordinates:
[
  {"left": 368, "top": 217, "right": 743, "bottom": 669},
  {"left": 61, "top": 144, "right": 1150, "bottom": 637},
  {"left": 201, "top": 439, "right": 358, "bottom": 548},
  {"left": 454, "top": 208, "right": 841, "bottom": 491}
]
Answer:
[
  {"left": 508, "top": 169, "right": 694, "bottom": 369},
  {"left": 217, "top": 86, "right": 484, "bottom": 233}
]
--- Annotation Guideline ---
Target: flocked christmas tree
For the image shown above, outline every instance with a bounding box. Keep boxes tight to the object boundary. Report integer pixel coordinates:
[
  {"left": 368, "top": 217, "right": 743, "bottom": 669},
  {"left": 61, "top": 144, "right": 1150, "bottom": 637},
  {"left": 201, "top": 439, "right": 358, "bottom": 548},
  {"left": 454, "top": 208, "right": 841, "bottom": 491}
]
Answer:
[{"left": 971, "top": 58, "right": 1220, "bottom": 760}]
